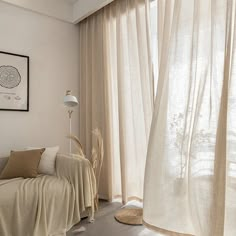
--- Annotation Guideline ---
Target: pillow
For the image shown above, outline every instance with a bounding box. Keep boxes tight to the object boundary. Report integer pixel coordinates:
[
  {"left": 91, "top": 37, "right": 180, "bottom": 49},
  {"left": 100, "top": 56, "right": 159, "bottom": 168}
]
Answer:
[
  {"left": 26, "top": 146, "right": 59, "bottom": 175},
  {"left": 0, "top": 149, "right": 45, "bottom": 179},
  {"left": 0, "top": 157, "right": 8, "bottom": 175}
]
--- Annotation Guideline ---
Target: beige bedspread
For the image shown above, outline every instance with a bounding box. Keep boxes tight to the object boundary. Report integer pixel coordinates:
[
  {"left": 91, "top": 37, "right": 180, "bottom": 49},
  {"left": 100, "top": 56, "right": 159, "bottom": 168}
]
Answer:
[{"left": 0, "top": 154, "right": 96, "bottom": 236}]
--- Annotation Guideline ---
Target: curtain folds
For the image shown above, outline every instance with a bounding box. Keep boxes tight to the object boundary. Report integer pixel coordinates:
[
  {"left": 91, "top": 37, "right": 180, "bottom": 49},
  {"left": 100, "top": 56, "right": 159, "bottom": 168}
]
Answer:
[
  {"left": 143, "top": 0, "right": 236, "bottom": 236},
  {"left": 79, "top": 0, "right": 153, "bottom": 203}
]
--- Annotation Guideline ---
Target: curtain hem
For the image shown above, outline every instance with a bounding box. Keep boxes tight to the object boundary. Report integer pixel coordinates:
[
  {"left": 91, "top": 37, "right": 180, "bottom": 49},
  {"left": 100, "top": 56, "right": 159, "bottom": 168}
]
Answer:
[
  {"left": 142, "top": 220, "right": 195, "bottom": 236},
  {"left": 112, "top": 195, "right": 143, "bottom": 204}
]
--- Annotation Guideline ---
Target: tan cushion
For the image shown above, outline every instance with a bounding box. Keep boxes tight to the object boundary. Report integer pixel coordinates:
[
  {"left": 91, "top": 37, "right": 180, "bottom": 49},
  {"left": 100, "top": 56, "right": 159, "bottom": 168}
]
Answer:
[
  {"left": 0, "top": 157, "right": 8, "bottom": 175},
  {"left": 0, "top": 149, "right": 45, "bottom": 179}
]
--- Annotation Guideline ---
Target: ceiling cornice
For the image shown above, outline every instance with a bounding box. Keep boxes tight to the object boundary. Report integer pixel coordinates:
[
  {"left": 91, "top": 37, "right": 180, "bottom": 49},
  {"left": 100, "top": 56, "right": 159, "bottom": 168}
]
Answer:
[{"left": 0, "top": 0, "right": 115, "bottom": 24}]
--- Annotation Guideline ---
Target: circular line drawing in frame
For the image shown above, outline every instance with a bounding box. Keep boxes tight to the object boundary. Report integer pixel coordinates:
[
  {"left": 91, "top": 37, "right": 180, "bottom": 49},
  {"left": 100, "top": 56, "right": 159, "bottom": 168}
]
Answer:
[{"left": 0, "top": 65, "right": 21, "bottom": 89}]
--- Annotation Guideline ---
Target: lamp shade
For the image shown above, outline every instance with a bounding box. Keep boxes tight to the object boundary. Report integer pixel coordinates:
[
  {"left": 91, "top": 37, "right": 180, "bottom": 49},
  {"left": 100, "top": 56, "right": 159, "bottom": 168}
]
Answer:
[{"left": 64, "top": 90, "right": 78, "bottom": 107}]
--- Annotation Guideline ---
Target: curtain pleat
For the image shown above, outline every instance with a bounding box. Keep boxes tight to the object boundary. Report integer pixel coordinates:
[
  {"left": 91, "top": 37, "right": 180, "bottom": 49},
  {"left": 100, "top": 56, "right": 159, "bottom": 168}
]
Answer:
[{"left": 79, "top": 0, "right": 153, "bottom": 202}]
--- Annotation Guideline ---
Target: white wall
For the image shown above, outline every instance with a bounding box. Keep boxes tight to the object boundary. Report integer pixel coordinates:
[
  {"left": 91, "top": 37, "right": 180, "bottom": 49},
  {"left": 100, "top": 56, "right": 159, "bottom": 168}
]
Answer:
[
  {"left": 73, "top": 0, "right": 114, "bottom": 22},
  {"left": 0, "top": 2, "right": 79, "bottom": 156}
]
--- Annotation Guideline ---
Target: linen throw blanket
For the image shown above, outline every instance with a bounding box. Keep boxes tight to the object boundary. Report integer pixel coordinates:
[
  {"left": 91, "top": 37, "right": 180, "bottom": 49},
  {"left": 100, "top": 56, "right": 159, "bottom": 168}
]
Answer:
[{"left": 0, "top": 154, "right": 96, "bottom": 236}]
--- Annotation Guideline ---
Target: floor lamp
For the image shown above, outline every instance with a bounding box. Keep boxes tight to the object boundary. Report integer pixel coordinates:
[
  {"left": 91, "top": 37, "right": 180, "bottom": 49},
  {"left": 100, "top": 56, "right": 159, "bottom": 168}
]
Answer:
[{"left": 64, "top": 90, "right": 78, "bottom": 154}]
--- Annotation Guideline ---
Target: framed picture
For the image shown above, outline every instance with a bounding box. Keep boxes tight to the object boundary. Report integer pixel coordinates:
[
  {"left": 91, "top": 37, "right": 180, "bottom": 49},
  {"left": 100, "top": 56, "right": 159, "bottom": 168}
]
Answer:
[{"left": 0, "top": 51, "right": 29, "bottom": 111}]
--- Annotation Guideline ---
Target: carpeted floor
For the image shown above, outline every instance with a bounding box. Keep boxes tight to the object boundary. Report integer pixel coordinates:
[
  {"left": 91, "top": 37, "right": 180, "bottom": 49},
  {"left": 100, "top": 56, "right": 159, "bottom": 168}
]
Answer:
[{"left": 67, "top": 201, "right": 161, "bottom": 236}]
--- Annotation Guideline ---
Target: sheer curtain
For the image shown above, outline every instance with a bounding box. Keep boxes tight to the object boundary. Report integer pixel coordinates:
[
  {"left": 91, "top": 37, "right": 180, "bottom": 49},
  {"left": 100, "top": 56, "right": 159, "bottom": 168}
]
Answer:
[
  {"left": 79, "top": 0, "right": 153, "bottom": 202},
  {"left": 143, "top": 0, "right": 236, "bottom": 235}
]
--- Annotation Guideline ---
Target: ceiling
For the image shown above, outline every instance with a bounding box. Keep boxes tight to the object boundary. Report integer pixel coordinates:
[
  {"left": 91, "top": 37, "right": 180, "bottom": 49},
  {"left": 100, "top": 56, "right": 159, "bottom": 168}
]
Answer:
[
  {"left": 0, "top": 0, "right": 79, "bottom": 23},
  {"left": 0, "top": 0, "right": 113, "bottom": 24}
]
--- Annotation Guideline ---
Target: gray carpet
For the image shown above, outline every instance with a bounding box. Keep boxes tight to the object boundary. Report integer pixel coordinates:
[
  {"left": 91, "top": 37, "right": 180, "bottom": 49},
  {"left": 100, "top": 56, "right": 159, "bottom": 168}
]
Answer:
[{"left": 67, "top": 202, "right": 161, "bottom": 236}]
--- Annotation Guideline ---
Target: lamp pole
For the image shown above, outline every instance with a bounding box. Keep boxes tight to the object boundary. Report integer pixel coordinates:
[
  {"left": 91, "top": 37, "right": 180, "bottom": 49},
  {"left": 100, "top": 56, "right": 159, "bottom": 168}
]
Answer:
[
  {"left": 64, "top": 90, "right": 78, "bottom": 155},
  {"left": 68, "top": 110, "right": 73, "bottom": 154}
]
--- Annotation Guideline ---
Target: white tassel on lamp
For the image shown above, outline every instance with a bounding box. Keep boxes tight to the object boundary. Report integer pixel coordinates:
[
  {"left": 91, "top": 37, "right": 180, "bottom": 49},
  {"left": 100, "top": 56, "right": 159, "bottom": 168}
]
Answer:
[{"left": 63, "top": 90, "right": 78, "bottom": 154}]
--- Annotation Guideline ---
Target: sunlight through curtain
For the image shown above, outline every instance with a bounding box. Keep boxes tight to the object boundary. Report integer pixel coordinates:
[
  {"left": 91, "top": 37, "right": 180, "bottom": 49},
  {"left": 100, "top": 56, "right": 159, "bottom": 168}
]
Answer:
[
  {"left": 79, "top": 0, "right": 153, "bottom": 203},
  {"left": 143, "top": 0, "right": 236, "bottom": 235}
]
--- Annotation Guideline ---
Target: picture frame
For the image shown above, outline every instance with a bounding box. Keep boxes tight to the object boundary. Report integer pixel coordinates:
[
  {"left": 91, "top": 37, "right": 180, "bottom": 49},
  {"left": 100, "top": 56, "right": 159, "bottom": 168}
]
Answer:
[{"left": 0, "top": 51, "right": 29, "bottom": 111}]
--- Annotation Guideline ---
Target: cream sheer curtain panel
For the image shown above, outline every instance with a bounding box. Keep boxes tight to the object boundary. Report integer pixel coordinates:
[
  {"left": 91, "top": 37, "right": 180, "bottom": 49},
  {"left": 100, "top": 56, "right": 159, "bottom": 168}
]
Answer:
[
  {"left": 79, "top": 11, "right": 109, "bottom": 198},
  {"left": 79, "top": 12, "right": 109, "bottom": 197},
  {"left": 79, "top": 0, "right": 153, "bottom": 202},
  {"left": 143, "top": 0, "right": 236, "bottom": 236}
]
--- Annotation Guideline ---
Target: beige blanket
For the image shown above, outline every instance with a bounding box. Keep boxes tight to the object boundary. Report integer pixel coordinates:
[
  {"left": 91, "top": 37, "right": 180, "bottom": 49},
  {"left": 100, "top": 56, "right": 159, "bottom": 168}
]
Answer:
[{"left": 0, "top": 154, "right": 96, "bottom": 236}]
